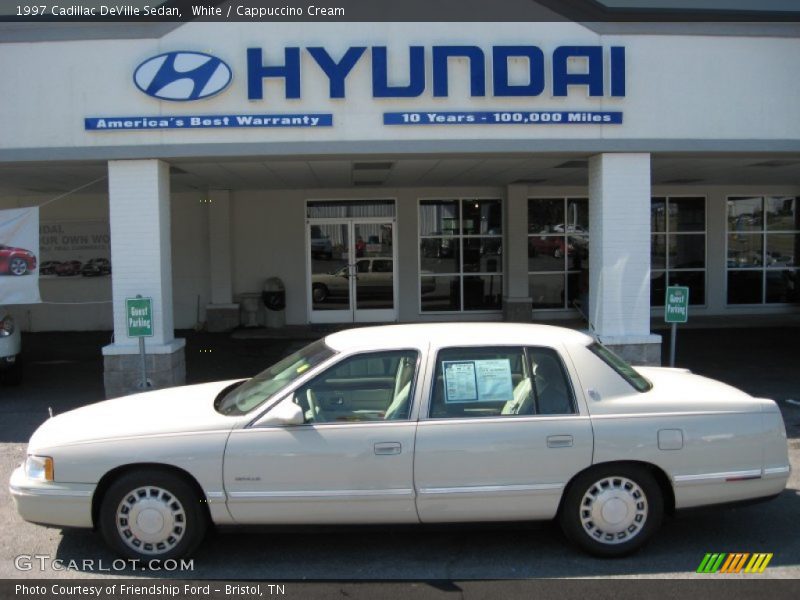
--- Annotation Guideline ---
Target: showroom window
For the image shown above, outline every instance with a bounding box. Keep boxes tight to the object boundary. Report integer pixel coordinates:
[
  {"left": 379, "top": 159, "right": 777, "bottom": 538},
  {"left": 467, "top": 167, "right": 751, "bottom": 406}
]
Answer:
[
  {"left": 528, "top": 198, "right": 589, "bottom": 310},
  {"left": 419, "top": 199, "right": 502, "bottom": 312},
  {"left": 651, "top": 197, "right": 706, "bottom": 306},
  {"left": 726, "top": 196, "right": 799, "bottom": 304}
]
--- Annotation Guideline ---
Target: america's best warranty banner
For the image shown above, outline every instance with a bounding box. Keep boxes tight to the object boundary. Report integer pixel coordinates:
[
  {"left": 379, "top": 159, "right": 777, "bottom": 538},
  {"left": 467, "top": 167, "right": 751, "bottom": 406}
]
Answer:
[{"left": 0, "top": 207, "right": 40, "bottom": 304}]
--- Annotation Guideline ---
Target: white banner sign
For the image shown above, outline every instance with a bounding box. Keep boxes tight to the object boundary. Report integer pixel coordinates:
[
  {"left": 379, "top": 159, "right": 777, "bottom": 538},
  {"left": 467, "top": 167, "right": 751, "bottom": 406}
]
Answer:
[{"left": 0, "top": 207, "right": 40, "bottom": 304}]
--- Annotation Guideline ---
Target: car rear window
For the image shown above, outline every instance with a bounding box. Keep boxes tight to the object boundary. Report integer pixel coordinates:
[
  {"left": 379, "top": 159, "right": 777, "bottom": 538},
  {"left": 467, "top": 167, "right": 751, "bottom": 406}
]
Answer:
[{"left": 589, "top": 343, "right": 652, "bottom": 393}]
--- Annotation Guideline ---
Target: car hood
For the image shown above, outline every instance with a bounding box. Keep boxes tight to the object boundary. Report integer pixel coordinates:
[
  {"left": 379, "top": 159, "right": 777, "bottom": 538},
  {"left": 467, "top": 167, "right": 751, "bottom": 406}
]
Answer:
[{"left": 28, "top": 380, "right": 245, "bottom": 451}]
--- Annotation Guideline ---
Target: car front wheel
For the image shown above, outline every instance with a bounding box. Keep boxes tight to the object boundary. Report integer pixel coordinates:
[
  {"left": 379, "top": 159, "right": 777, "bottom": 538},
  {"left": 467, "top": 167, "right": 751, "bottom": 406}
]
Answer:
[
  {"left": 559, "top": 464, "right": 663, "bottom": 557},
  {"left": 99, "top": 470, "right": 207, "bottom": 560},
  {"left": 9, "top": 258, "right": 28, "bottom": 276}
]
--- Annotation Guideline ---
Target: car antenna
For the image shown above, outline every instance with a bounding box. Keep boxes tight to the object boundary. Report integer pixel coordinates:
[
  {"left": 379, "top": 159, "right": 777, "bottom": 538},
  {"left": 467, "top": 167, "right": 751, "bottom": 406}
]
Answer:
[{"left": 48, "top": 407, "right": 53, "bottom": 419}]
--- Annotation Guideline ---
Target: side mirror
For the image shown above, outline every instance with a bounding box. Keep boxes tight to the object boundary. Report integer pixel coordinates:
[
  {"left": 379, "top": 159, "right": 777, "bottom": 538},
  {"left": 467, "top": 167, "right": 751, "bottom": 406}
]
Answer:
[{"left": 254, "top": 397, "right": 304, "bottom": 427}]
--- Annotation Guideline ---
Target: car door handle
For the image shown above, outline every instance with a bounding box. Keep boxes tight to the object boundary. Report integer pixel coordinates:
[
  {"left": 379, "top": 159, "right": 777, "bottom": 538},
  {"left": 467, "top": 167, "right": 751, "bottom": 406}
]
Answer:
[
  {"left": 374, "top": 442, "right": 402, "bottom": 455},
  {"left": 547, "top": 435, "right": 574, "bottom": 448}
]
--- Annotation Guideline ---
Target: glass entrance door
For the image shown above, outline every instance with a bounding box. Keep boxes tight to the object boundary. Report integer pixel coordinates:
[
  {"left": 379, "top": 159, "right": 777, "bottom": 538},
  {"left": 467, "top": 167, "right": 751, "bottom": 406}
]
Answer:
[{"left": 308, "top": 219, "right": 396, "bottom": 323}]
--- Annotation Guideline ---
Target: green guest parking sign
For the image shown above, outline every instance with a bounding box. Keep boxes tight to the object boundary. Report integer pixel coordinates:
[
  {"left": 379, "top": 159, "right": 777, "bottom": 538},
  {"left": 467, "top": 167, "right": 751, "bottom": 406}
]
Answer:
[
  {"left": 126, "top": 297, "right": 153, "bottom": 338},
  {"left": 665, "top": 286, "right": 689, "bottom": 324}
]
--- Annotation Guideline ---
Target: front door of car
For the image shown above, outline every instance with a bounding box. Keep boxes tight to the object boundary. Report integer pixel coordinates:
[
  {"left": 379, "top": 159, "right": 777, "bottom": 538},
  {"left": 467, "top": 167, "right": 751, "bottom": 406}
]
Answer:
[
  {"left": 224, "top": 349, "right": 422, "bottom": 524},
  {"left": 413, "top": 345, "right": 593, "bottom": 522}
]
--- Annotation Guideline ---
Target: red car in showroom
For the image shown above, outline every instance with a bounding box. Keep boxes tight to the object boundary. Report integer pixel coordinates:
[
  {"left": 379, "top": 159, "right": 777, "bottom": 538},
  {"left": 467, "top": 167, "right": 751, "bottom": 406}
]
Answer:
[{"left": 0, "top": 244, "right": 37, "bottom": 276}]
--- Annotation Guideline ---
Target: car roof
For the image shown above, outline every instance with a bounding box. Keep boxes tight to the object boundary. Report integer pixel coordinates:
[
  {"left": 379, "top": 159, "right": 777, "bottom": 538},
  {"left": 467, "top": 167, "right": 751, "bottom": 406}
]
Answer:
[{"left": 325, "top": 322, "right": 594, "bottom": 352}]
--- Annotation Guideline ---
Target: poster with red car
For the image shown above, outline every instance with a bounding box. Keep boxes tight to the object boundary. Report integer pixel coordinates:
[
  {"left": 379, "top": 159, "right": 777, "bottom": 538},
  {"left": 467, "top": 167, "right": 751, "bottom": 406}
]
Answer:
[{"left": 0, "top": 207, "right": 40, "bottom": 304}]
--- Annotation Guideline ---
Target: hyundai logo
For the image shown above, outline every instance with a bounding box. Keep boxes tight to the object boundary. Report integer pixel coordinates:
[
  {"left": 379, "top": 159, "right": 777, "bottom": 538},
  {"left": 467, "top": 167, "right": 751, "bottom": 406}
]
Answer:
[{"left": 133, "top": 51, "right": 232, "bottom": 101}]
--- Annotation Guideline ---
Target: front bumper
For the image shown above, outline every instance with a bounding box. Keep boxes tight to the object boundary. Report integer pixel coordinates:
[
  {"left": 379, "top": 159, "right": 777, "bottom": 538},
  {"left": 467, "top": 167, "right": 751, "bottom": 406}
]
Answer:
[
  {"left": 9, "top": 466, "right": 95, "bottom": 528},
  {"left": 0, "top": 322, "right": 21, "bottom": 366}
]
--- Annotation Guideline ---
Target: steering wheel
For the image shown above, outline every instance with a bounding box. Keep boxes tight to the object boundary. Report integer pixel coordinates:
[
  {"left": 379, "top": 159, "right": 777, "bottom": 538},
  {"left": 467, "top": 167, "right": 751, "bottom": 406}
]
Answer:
[{"left": 305, "top": 388, "right": 325, "bottom": 423}]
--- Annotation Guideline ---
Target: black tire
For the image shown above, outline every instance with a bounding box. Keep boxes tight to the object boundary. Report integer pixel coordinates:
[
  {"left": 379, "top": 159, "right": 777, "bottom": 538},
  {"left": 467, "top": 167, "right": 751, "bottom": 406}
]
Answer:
[
  {"left": 312, "top": 283, "right": 328, "bottom": 303},
  {"left": 9, "top": 258, "right": 28, "bottom": 276},
  {"left": 99, "top": 470, "right": 207, "bottom": 561},
  {"left": 2, "top": 356, "right": 22, "bottom": 386},
  {"left": 559, "top": 464, "right": 663, "bottom": 557}
]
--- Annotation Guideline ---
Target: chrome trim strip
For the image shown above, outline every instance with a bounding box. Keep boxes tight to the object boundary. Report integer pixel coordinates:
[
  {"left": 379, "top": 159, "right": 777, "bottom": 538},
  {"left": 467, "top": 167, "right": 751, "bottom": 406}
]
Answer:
[
  {"left": 672, "top": 469, "right": 762, "bottom": 486},
  {"left": 418, "top": 483, "right": 563, "bottom": 496},
  {"left": 763, "top": 465, "right": 791, "bottom": 478},
  {"left": 591, "top": 410, "right": 758, "bottom": 420},
  {"left": 227, "top": 488, "right": 414, "bottom": 500},
  {"left": 9, "top": 485, "right": 93, "bottom": 498},
  {"left": 204, "top": 491, "right": 226, "bottom": 502},
  {"left": 240, "top": 421, "right": 416, "bottom": 433},
  {"left": 418, "top": 416, "right": 590, "bottom": 426}
]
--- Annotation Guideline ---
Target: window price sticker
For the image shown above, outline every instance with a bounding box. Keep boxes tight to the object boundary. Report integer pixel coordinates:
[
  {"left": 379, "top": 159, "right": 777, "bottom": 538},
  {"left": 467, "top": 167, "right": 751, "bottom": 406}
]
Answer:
[{"left": 443, "top": 359, "right": 513, "bottom": 403}]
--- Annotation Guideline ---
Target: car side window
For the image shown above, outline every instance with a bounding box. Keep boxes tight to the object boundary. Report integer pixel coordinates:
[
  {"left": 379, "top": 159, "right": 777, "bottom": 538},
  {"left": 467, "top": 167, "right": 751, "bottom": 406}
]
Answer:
[
  {"left": 294, "top": 350, "right": 418, "bottom": 423},
  {"left": 527, "top": 347, "right": 576, "bottom": 415},
  {"left": 429, "top": 347, "right": 534, "bottom": 419},
  {"left": 356, "top": 260, "right": 370, "bottom": 273},
  {"left": 372, "top": 259, "right": 392, "bottom": 273}
]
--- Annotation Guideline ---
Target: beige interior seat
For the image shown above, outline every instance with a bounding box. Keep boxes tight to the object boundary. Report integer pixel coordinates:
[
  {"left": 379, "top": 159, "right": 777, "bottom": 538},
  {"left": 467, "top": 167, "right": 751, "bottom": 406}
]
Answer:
[
  {"left": 501, "top": 377, "right": 534, "bottom": 415},
  {"left": 384, "top": 357, "right": 415, "bottom": 420}
]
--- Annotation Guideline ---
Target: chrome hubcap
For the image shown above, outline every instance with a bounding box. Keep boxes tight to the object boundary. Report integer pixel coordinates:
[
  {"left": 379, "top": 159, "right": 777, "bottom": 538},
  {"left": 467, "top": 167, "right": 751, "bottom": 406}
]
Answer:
[
  {"left": 115, "top": 486, "right": 186, "bottom": 555},
  {"left": 579, "top": 476, "right": 648, "bottom": 545}
]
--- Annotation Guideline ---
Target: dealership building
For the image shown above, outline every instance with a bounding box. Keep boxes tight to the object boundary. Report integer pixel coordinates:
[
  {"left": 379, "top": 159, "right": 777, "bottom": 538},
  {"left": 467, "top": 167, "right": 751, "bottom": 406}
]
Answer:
[{"left": 1, "top": 8, "right": 799, "bottom": 396}]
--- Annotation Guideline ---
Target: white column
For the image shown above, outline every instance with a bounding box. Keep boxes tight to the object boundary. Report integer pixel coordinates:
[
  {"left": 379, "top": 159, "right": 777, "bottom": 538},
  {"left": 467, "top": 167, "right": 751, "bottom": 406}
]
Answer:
[
  {"left": 102, "top": 159, "right": 185, "bottom": 396},
  {"left": 588, "top": 154, "right": 660, "bottom": 356},
  {"left": 205, "top": 189, "right": 240, "bottom": 332},
  {"left": 502, "top": 184, "right": 532, "bottom": 321},
  {"left": 208, "top": 189, "right": 234, "bottom": 305}
]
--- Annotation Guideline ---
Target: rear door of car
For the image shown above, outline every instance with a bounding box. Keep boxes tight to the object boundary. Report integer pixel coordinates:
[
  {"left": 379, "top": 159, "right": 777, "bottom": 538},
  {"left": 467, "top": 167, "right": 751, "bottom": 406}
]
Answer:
[{"left": 412, "top": 344, "right": 593, "bottom": 522}]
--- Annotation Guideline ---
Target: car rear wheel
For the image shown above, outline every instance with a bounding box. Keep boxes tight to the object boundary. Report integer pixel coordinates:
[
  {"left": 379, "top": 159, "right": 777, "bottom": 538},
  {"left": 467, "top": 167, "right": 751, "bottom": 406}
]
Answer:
[
  {"left": 559, "top": 464, "right": 663, "bottom": 557},
  {"left": 9, "top": 258, "right": 28, "bottom": 276},
  {"left": 99, "top": 470, "right": 207, "bottom": 560},
  {"left": 312, "top": 283, "right": 328, "bottom": 303}
]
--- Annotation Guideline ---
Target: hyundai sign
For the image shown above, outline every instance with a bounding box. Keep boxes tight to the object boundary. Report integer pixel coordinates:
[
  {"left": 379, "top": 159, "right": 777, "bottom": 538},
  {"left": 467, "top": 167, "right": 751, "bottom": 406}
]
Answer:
[
  {"left": 86, "top": 43, "right": 626, "bottom": 130},
  {"left": 133, "top": 52, "right": 233, "bottom": 101},
  {"left": 246, "top": 45, "right": 625, "bottom": 100}
]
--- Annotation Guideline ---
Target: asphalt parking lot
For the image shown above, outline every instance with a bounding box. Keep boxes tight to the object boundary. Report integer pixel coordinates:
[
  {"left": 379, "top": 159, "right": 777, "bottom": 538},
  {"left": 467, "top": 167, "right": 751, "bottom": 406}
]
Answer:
[{"left": 0, "top": 326, "right": 798, "bottom": 580}]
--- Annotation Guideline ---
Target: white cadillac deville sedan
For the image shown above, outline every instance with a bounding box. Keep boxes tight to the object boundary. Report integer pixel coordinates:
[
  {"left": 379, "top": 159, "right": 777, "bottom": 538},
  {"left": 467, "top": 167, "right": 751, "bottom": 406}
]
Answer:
[{"left": 10, "top": 324, "right": 790, "bottom": 559}]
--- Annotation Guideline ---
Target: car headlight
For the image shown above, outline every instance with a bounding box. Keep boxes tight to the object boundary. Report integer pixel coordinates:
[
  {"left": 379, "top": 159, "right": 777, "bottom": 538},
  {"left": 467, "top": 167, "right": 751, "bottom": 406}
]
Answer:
[
  {"left": 0, "top": 315, "right": 14, "bottom": 336},
  {"left": 25, "top": 455, "right": 54, "bottom": 482}
]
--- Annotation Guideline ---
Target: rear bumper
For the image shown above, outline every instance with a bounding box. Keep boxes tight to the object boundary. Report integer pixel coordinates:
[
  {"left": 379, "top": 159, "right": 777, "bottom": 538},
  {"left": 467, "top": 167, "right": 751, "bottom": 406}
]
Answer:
[
  {"left": 9, "top": 466, "right": 95, "bottom": 528},
  {"left": 673, "top": 465, "right": 790, "bottom": 509}
]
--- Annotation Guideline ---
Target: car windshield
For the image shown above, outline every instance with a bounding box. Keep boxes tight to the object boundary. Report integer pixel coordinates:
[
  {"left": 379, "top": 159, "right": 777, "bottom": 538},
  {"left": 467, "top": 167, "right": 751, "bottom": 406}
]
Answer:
[
  {"left": 588, "top": 342, "right": 653, "bottom": 393},
  {"left": 215, "top": 339, "right": 336, "bottom": 415}
]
